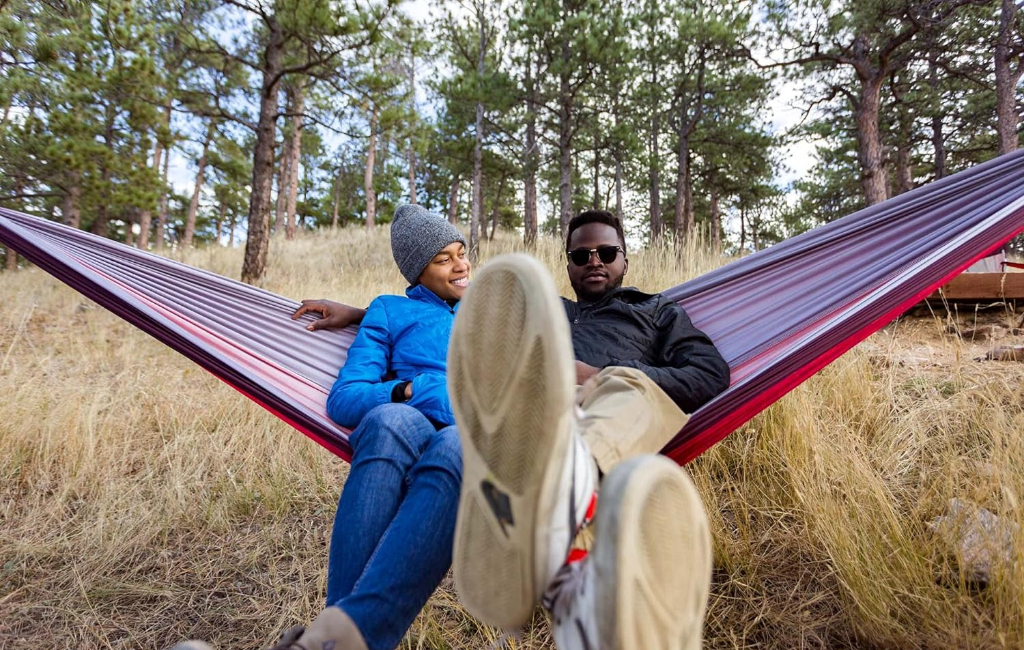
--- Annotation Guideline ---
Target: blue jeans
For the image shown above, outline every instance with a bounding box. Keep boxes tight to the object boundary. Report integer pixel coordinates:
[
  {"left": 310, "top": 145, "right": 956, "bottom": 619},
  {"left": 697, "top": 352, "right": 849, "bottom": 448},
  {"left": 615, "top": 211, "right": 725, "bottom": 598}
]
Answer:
[{"left": 326, "top": 404, "right": 462, "bottom": 650}]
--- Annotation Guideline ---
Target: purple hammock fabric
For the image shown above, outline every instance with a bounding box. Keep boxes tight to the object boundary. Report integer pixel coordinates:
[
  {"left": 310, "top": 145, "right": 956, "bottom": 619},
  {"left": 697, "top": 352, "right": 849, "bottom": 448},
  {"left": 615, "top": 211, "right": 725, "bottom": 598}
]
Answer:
[{"left": 2, "top": 151, "right": 1024, "bottom": 464}]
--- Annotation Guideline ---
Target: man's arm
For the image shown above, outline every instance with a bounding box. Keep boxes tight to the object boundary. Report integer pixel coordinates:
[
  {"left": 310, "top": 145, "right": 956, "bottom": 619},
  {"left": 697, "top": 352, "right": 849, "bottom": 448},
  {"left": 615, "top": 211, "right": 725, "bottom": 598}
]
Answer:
[
  {"left": 291, "top": 299, "right": 367, "bottom": 331},
  {"left": 615, "top": 301, "right": 730, "bottom": 413}
]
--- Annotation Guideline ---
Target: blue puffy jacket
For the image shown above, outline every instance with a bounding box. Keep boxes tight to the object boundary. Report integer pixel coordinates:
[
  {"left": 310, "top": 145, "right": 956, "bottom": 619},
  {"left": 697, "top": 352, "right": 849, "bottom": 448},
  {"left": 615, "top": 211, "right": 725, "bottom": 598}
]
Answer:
[{"left": 326, "top": 284, "right": 458, "bottom": 428}]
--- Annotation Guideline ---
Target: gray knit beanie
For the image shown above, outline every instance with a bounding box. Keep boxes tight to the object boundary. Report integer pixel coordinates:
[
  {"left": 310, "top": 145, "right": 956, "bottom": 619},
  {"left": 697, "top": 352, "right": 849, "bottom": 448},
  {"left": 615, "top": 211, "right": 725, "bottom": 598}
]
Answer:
[{"left": 390, "top": 204, "right": 467, "bottom": 285}]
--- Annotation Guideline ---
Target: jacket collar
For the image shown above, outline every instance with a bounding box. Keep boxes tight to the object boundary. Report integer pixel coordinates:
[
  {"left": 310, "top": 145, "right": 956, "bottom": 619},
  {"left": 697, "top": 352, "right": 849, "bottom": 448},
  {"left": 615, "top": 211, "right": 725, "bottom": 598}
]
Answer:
[
  {"left": 575, "top": 286, "right": 653, "bottom": 309},
  {"left": 406, "top": 283, "right": 460, "bottom": 312}
]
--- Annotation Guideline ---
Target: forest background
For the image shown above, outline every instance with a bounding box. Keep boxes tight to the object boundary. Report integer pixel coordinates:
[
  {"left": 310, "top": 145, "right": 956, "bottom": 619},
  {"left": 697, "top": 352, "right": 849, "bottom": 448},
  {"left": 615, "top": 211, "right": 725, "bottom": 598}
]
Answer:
[
  {"left": 3, "top": 2, "right": 1024, "bottom": 649},
  {"left": 2, "top": 0, "right": 1024, "bottom": 281}
]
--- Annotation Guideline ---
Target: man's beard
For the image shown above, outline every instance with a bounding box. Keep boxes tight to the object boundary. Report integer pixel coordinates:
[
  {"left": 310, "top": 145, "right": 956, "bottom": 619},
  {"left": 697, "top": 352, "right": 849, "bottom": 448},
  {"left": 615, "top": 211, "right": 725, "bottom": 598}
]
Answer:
[{"left": 574, "top": 271, "right": 625, "bottom": 302}]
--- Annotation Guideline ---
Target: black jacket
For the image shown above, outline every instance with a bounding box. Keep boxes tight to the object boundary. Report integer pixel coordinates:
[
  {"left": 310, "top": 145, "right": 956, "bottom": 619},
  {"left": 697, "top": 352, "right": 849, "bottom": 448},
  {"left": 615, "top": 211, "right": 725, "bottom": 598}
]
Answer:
[{"left": 562, "top": 287, "right": 730, "bottom": 414}]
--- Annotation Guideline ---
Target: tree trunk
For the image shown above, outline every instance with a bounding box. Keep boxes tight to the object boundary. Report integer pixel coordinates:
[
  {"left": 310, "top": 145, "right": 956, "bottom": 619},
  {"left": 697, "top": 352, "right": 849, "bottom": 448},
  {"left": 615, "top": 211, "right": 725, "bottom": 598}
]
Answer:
[
  {"left": 61, "top": 182, "right": 81, "bottom": 229},
  {"left": 592, "top": 130, "right": 600, "bottom": 209},
  {"left": 3, "top": 179, "right": 20, "bottom": 270},
  {"left": 331, "top": 165, "right": 343, "bottom": 228},
  {"left": 710, "top": 189, "right": 721, "bottom": 252},
  {"left": 470, "top": 97, "right": 484, "bottom": 261},
  {"left": 92, "top": 203, "right": 109, "bottom": 238},
  {"left": 613, "top": 106, "right": 623, "bottom": 221},
  {"left": 285, "top": 82, "right": 305, "bottom": 240},
  {"left": 469, "top": 12, "right": 487, "bottom": 262},
  {"left": 684, "top": 156, "right": 694, "bottom": 236},
  {"left": 241, "top": 25, "right": 285, "bottom": 284},
  {"left": 895, "top": 143, "right": 913, "bottom": 195},
  {"left": 448, "top": 175, "right": 461, "bottom": 225},
  {"left": 996, "top": 0, "right": 1022, "bottom": 155},
  {"left": 927, "top": 54, "right": 946, "bottom": 179},
  {"left": 137, "top": 207, "right": 152, "bottom": 249},
  {"left": 184, "top": 120, "right": 215, "bottom": 249},
  {"left": 93, "top": 107, "right": 116, "bottom": 239},
  {"left": 854, "top": 76, "right": 888, "bottom": 205},
  {"left": 614, "top": 153, "right": 623, "bottom": 222},
  {"left": 125, "top": 210, "right": 135, "bottom": 247},
  {"left": 895, "top": 96, "right": 914, "bottom": 194},
  {"left": 403, "top": 148, "right": 416, "bottom": 206},
  {"left": 378, "top": 130, "right": 390, "bottom": 180},
  {"left": 139, "top": 101, "right": 170, "bottom": 249},
  {"left": 364, "top": 103, "right": 378, "bottom": 228},
  {"left": 649, "top": 112, "right": 662, "bottom": 241},
  {"left": 673, "top": 133, "right": 691, "bottom": 244},
  {"left": 649, "top": 75, "right": 662, "bottom": 241},
  {"left": 155, "top": 146, "right": 170, "bottom": 249},
  {"left": 274, "top": 135, "right": 290, "bottom": 233},
  {"left": 739, "top": 206, "right": 746, "bottom": 252},
  {"left": 215, "top": 201, "right": 226, "bottom": 244},
  {"left": 558, "top": 41, "right": 573, "bottom": 237},
  {"left": 488, "top": 173, "right": 507, "bottom": 240},
  {"left": 228, "top": 210, "right": 237, "bottom": 247},
  {"left": 524, "top": 49, "right": 539, "bottom": 247}
]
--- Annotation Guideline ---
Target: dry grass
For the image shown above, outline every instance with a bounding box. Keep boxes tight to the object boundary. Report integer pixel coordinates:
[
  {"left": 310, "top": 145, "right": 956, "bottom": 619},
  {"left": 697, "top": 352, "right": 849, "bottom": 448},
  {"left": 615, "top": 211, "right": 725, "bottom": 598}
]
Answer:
[{"left": 1, "top": 227, "right": 1023, "bottom": 650}]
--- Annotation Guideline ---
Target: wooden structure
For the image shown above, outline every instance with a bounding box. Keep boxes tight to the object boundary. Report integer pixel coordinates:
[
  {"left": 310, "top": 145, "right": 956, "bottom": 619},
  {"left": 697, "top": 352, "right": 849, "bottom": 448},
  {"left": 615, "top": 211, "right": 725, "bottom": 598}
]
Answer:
[{"left": 927, "top": 267, "right": 1024, "bottom": 301}]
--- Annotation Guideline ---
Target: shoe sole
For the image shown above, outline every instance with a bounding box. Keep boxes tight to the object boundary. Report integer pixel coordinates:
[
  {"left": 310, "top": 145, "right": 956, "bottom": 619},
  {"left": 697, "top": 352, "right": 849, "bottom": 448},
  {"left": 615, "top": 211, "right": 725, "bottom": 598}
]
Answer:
[
  {"left": 594, "top": 455, "right": 712, "bottom": 650},
  {"left": 448, "top": 253, "right": 576, "bottom": 630}
]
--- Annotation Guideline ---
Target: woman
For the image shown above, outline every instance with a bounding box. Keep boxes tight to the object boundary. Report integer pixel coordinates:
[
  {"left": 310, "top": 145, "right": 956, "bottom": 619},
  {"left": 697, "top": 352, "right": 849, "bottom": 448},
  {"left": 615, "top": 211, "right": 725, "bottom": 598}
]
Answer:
[{"left": 271, "top": 204, "right": 469, "bottom": 650}]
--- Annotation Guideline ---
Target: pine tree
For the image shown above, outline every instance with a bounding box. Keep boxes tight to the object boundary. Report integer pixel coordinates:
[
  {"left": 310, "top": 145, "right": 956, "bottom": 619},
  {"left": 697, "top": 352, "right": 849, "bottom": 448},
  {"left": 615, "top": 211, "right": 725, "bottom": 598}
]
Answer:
[{"left": 766, "top": 0, "right": 977, "bottom": 205}]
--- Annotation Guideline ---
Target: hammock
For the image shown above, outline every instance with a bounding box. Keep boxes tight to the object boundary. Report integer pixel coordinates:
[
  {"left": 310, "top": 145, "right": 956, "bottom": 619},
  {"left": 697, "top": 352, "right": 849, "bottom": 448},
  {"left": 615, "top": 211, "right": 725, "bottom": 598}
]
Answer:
[{"left": 3, "top": 151, "right": 1024, "bottom": 464}]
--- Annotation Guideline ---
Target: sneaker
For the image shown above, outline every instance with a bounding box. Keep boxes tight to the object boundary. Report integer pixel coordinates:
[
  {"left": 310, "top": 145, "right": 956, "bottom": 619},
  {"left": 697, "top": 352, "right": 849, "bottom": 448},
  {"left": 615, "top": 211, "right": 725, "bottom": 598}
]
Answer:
[
  {"left": 546, "top": 454, "right": 712, "bottom": 650},
  {"left": 448, "top": 253, "right": 598, "bottom": 630},
  {"left": 169, "top": 607, "right": 367, "bottom": 650}
]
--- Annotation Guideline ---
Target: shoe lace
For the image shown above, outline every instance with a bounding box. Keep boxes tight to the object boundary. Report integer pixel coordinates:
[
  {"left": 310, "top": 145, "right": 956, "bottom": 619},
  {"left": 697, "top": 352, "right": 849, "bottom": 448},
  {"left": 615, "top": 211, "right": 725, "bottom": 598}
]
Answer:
[
  {"left": 266, "top": 625, "right": 306, "bottom": 650},
  {"left": 541, "top": 559, "right": 588, "bottom": 624}
]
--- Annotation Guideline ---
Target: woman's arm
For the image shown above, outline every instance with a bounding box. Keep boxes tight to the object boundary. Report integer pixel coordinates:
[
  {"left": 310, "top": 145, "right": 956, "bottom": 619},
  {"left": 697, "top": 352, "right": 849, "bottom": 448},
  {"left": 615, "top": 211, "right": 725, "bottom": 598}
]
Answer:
[
  {"left": 325, "top": 299, "right": 402, "bottom": 428},
  {"left": 291, "top": 299, "right": 367, "bottom": 331}
]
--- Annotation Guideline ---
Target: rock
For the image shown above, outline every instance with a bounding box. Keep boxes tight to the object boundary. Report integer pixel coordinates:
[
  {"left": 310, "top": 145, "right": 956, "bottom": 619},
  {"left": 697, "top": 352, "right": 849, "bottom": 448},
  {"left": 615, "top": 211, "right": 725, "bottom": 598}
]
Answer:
[
  {"left": 950, "top": 325, "right": 1005, "bottom": 342},
  {"left": 976, "top": 346, "right": 1024, "bottom": 362},
  {"left": 930, "top": 498, "right": 1018, "bottom": 586}
]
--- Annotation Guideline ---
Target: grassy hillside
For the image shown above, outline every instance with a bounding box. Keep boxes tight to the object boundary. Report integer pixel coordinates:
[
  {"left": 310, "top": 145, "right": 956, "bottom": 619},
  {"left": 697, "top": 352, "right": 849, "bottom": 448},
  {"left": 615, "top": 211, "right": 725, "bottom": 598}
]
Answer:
[{"left": 1, "top": 228, "right": 1022, "bottom": 649}]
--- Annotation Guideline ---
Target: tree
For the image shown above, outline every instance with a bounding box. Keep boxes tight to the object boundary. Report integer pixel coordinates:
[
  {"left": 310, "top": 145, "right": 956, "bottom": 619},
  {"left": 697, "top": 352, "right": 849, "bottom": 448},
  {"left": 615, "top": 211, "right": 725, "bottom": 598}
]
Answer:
[
  {"left": 186, "top": 0, "right": 395, "bottom": 283},
  {"left": 633, "top": 0, "right": 671, "bottom": 240},
  {"left": 437, "top": 0, "right": 512, "bottom": 260},
  {"left": 767, "top": 0, "right": 976, "bottom": 205},
  {"left": 183, "top": 119, "right": 217, "bottom": 248},
  {"left": 995, "top": 0, "right": 1024, "bottom": 154},
  {"left": 515, "top": 0, "right": 625, "bottom": 236}
]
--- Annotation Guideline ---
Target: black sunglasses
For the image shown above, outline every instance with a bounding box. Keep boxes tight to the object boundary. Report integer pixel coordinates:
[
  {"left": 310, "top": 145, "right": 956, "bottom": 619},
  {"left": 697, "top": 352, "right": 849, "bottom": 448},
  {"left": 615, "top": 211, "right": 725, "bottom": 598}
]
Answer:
[{"left": 567, "top": 246, "right": 625, "bottom": 266}]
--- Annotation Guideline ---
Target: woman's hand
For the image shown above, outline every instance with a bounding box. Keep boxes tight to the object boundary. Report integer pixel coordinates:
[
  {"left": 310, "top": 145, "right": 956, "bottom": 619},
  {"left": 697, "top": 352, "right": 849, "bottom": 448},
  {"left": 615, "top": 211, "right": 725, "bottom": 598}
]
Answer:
[{"left": 291, "top": 299, "right": 367, "bottom": 331}]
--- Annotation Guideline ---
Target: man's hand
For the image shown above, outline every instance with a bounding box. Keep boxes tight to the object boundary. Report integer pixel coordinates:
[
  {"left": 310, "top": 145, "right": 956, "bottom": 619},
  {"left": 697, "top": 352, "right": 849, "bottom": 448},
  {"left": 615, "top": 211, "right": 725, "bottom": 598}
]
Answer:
[
  {"left": 575, "top": 361, "right": 600, "bottom": 386},
  {"left": 405, "top": 381, "right": 413, "bottom": 399},
  {"left": 291, "top": 299, "right": 366, "bottom": 331}
]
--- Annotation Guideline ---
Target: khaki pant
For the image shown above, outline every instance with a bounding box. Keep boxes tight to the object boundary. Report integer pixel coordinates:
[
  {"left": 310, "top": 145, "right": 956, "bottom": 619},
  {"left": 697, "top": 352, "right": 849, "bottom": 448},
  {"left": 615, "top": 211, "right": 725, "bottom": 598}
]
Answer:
[{"left": 576, "top": 366, "right": 689, "bottom": 475}]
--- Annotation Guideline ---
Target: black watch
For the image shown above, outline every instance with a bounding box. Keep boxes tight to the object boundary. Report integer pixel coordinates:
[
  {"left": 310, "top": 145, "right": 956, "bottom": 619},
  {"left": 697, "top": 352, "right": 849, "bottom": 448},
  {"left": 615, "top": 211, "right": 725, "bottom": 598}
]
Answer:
[{"left": 391, "top": 381, "right": 412, "bottom": 403}]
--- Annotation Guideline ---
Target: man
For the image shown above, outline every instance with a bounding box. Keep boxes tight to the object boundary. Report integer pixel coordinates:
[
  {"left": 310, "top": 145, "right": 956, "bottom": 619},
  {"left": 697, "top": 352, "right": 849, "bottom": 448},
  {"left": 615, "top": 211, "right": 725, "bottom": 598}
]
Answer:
[{"left": 298, "top": 209, "right": 730, "bottom": 649}]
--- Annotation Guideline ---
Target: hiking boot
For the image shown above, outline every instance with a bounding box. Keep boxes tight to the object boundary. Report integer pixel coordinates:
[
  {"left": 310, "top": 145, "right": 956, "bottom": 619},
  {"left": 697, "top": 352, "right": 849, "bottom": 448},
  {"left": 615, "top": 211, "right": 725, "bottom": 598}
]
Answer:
[
  {"left": 448, "top": 253, "right": 599, "bottom": 630},
  {"left": 170, "top": 607, "right": 367, "bottom": 650},
  {"left": 546, "top": 454, "right": 712, "bottom": 650}
]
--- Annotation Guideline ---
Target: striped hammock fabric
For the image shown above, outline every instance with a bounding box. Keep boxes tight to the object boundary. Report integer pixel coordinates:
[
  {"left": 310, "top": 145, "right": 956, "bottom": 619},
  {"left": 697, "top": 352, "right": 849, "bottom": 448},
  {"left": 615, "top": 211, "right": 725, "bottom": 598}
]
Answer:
[{"left": 3, "top": 151, "right": 1024, "bottom": 463}]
